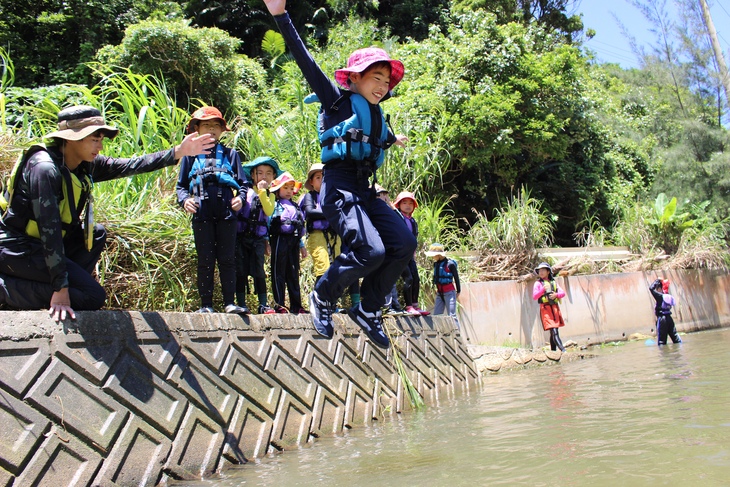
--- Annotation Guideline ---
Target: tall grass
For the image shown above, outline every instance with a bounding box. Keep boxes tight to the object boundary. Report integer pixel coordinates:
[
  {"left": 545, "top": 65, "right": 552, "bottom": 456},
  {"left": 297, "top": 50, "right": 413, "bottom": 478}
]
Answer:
[{"left": 466, "top": 187, "right": 554, "bottom": 279}]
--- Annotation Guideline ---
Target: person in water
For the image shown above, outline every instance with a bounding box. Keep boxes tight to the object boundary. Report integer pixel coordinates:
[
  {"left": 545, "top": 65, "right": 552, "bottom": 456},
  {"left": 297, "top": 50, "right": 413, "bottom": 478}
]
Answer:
[{"left": 533, "top": 262, "right": 566, "bottom": 352}]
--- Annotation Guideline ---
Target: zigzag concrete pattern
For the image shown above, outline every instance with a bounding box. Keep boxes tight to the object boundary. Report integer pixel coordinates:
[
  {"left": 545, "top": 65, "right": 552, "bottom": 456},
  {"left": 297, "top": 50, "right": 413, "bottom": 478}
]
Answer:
[{"left": 0, "top": 310, "right": 479, "bottom": 485}]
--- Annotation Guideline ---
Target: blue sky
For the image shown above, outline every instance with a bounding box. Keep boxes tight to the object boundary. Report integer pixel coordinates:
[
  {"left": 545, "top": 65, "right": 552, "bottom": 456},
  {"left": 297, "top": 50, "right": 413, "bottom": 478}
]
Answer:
[{"left": 577, "top": 0, "right": 730, "bottom": 68}]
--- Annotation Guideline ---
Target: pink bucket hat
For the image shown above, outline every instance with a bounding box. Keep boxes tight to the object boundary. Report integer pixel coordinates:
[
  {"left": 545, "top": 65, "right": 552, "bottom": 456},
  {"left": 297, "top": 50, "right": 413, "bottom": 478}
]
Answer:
[
  {"left": 270, "top": 171, "right": 303, "bottom": 194},
  {"left": 334, "top": 47, "right": 404, "bottom": 91}
]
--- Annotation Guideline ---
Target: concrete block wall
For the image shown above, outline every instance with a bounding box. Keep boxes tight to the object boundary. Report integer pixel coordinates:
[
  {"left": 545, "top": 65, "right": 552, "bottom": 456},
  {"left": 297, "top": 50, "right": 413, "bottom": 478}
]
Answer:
[
  {"left": 0, "top": 311, "right": 477, "bottom": 486},
  {"left": 458, "top": 269, "right": 730, "bottom": 347}
]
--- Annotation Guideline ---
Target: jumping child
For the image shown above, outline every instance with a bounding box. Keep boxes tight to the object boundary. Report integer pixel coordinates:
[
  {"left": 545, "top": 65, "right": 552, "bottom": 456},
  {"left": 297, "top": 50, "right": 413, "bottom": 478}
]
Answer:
[
  {"left": 533, "top": 262, "right": 566, "bottom": 352},
  {"left": 649, "top": 278, "right": 682, "bottom": 345},
  {"left": 176, "top": 107, "right": 249, "bottom": 314},
  {"left": 268, "top": 172, "right": 308, "bottom": 313},
  {"left": 265, "top": 0, "right": 417, "bottom": 348},
  {"left": 393, "top": 191, "right": 429, "bottom": 316},
  {"left": 236, "top": 156, "right": 281, "bottom": 314},
  {"left": 426, "top": 243, "right": 461, "bottom": 328}
]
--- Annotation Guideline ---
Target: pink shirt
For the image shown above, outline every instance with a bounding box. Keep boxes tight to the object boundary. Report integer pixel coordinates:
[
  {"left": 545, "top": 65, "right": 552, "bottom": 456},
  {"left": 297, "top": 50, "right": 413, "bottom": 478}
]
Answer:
[{"left": 533, "top": 279, "right": 566, "bottom": 301}]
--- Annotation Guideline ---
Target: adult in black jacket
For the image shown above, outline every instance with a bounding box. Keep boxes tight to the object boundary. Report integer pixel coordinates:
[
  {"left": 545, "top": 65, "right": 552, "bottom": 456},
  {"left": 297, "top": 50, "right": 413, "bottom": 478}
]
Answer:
[{"left": 0, "top": 105, "right": 214, "bottom": 321}]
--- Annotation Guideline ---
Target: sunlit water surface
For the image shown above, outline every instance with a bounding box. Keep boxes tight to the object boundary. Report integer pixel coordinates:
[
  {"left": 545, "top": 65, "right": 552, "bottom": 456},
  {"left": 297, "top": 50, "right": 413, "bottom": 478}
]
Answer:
[{"left": 177, "top": 328, "right": 730, "bottom": 487}]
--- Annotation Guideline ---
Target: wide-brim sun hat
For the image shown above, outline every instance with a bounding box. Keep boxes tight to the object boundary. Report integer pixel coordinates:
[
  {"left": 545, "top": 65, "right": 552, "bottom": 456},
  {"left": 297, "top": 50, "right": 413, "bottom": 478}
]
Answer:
[
  {"left": 334, "top": 47, "right": 404, "bottom": 91},
  {"left": 242, "top": 156, "right": 284, "bottom": 180},
  {"left": 187, "top": 106, "right": 231, "bottom": 134},
  {"left": 270, "top": 171, "right": 302, "bottom": 194},
  {"left": 425, "top": 243, "right": 447, "bottom": 257},
  {"left": 45, "top": 105, "right": 119, "bottom": 141},
  {"left": 304, "top": 163, "right": 325, "bottom": 192},
  {"left": 393, "top": 191, "right": 418, "bottom": 209},
  {"left": 534, "top": 262, "right": 552, "bottom": 275}
]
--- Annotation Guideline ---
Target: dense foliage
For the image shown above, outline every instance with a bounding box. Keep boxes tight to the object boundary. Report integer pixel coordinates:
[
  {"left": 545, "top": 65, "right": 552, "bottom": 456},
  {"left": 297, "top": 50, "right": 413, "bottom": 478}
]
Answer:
[{"left": 1, "top": 0, "right": 728, "bottom": 310}]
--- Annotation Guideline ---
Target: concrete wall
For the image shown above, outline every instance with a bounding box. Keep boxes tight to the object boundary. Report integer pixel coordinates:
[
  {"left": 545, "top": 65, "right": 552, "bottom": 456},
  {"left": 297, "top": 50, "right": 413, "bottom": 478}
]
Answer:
[
  {"left": 0, "top": 311, "right": 476, "bottom": 486},
  {"left": 458, "top": 269, "right": 730, "bottom": 347}
]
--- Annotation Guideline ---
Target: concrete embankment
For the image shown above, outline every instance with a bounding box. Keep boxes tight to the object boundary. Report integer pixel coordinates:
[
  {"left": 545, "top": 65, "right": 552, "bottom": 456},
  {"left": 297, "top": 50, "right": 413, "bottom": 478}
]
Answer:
[
  {"left": 0, "top": 310, "right": 477, "bottom": 486},
  {"left": 458, "top": 268, "right": 730, "bottom": 348}
]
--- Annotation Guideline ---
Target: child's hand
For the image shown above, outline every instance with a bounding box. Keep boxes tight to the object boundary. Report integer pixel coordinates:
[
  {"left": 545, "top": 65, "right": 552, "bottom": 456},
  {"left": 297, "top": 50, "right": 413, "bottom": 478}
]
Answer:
[
  {"left": 265, "top": 241, "right": 271, "bottom": 256},
  {"left": 264, "top": 0, "right": 286, "bottom": 16},
  {"left": 394, "top": 134, "right": 408, "bottom": 147},
  {"left": 231, "top": 195, "right": 243, "bottom": 212},
  {"left": 257, "top": 179, "right": 270, "bottom": 191},
  {"left": 184, "top": 197, "right": 199, "bottom": 214},
  {"left": 300, "top": 247, "right": 308, "bottom": 259}
]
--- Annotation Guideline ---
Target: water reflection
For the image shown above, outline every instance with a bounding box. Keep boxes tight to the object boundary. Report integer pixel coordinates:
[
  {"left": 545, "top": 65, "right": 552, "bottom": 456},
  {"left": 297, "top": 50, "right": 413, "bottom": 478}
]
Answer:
[{"left": 175, "top": 328, "right": 730, "bottom": 487}]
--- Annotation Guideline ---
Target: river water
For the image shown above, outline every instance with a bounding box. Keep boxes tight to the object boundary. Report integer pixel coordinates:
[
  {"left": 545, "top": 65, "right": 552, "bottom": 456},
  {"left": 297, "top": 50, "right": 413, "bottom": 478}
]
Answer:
[{"left": 177, "top": 328, "right": 730, "bottom": 487}]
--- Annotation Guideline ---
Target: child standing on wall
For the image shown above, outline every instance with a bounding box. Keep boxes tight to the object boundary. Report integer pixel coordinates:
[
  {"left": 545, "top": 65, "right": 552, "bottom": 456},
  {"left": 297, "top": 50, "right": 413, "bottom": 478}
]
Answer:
[
  {"left": 425, "top": 243, "right": 461, "bottom": 328},
  {"left": 300, "top": 163, "right": 360, "bottom": 309},
  {"left": 533, "top": 262, "right": 566, "bottom": 352},
  {"left": 393, "top": 191, "right": 429, "bottom": 316},
  {"left": 649, "top": 278, "right": 682, "bottom": 345},
  {"left": 265, "top": 0, "right": 417, "bottom": 349},
  {"left": 268, "top": 172, "right": 308, "bottom": 313},
  {"left": 236, "top": 157, "right": 281, "bottom": 314},
  {"left": 176, "top": 107, "right": 249, "bottom": 314}
]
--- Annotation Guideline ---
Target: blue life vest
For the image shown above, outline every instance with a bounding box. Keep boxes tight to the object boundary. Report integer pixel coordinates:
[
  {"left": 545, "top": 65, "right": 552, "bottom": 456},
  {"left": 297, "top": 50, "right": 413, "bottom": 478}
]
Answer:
[
  {"left": 435, "top": 259, "right": 456, "bottom": 285},
  {"left": 304, "top": 92, "right": 391, "bottom": 169},
  {"left": 188, "top": 144, "right": 240, "bottom": 204}
]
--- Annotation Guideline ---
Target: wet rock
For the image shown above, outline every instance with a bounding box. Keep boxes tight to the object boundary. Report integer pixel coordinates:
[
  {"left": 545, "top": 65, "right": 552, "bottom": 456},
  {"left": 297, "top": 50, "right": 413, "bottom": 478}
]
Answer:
[
  {"left": 545, "top": 350, "right": 562, "bottom": 361},
  {"left": 533, "top": 350, "right": 547, "bottom": 362},
  {"left": 476, "top": 354, "right": 503, "bottom": 372}
]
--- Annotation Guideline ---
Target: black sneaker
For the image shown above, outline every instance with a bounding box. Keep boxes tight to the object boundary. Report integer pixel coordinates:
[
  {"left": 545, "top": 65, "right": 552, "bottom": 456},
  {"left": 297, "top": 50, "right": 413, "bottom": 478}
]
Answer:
[
  {"left": 309, "top": 291, "right": 334, "bottom": 339},
  {"left": 347, "top": 303, "right": 390, "bottom": 349}
]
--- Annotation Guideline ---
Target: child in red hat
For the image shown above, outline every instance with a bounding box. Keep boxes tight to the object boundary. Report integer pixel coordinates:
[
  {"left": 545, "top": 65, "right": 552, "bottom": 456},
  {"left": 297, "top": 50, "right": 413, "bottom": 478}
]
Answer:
[
  {"left": 649, "top": 278, "right": 682, "bottom": 345},
  {"left": 265, "top": 0, "right": 416, "bottom": 349},
  {"left": 176, "top": 106, "right": 249, "bottom": 314},
  {"left": 394, "top": 191, "right": 429, "bottom": 316}
]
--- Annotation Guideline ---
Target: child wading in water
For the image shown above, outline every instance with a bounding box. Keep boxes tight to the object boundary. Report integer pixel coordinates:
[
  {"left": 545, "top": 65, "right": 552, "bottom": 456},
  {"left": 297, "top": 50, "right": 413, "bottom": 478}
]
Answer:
[
  {"left": 176, "top": 107, "right": 249, "bottom": 314},
  {"left": 268, "top": 172, "right": 308, "bottom": 313},
  {"left": 533, "top": 262, "right": 566, "bottom": 352},
  {"left": 265, "top": 0, "right": 416, "bottom": 349},
  {"left": 649, "top": 278, "right": 682, "bottom": 345}
]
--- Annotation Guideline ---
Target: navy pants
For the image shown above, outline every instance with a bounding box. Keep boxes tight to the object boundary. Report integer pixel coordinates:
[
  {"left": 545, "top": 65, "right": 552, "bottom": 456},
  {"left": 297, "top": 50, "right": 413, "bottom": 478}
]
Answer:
[
  {"left": 656, "top": 314, "right": 682, "bottom": 345},
  {"left": 192, "top": 218, "right": 236, "bottom": 307},
  {"left": 317, "top": 165, "right": 417, "bottom": 313},
  {"left": 270, "top": 233, "right": 303, "bottom": 310},
  {"left": 401, "top": 258, "right": 421, "bottom": 306},
  {"left": 0, "top": 224, "right": 107, "bottom": 310}
]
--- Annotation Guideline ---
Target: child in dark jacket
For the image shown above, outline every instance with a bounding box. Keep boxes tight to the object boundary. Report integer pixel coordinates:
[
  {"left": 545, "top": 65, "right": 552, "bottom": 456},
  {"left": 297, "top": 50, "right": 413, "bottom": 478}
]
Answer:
[
  {"left": 394, "top": 191, "right": 429, "bottom": 316},
  {"left": 265, "top": 0, "right": 417, "bottom": 349},
  {"left": 176, "top": 107, "right": 249, "bottom": 314},
  {"left": 236, "top": 157, "right": 280, "bottom": 314},
  {"left": 649, "top": 278, "right": 682, "bottom": 345},
  {"left": 268, "top": 172, "right": 308, "bottom": 313}
]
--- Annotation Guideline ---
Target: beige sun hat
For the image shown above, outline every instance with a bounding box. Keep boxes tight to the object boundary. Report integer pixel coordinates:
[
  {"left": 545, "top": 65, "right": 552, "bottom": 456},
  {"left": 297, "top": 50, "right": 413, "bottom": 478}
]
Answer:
[
  {"left": 45, "top": 105, "right": 119, "bottom": 141},
  {"left": 424, "top": 242, "right": 448, "bottom": 258},
  {"left": 304, "top": 163, "right": 324, "bottom": 191}
]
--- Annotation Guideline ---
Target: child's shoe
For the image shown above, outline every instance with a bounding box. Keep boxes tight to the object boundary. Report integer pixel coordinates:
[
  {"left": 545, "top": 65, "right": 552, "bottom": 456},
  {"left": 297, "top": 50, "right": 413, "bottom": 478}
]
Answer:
[
  {"left": 405, "top": 306, "right": 421, "bottom": 316},
  {"left": 309, "top": 291, "right": 335, "bottom": 339},
  {"left": 225, "top": 304, "right": 249, "bottom": 315},
  {"left": 197, "top": 306, "right": 215, "bottom": 313},
  {"left": 347, "top": 303, "right": 390, "bottom": 349},
  {"left": 413, "top": 304, "right": 430, "bottom": 316},
  {"left": 258, "top": 304, "right": 276, "bottom": 315},
  {"left": 274, "top": 305, "right": 289, "bottom": 314},
  {"left": 296, "top": 308, "right": 309, "bottom": 314}
]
